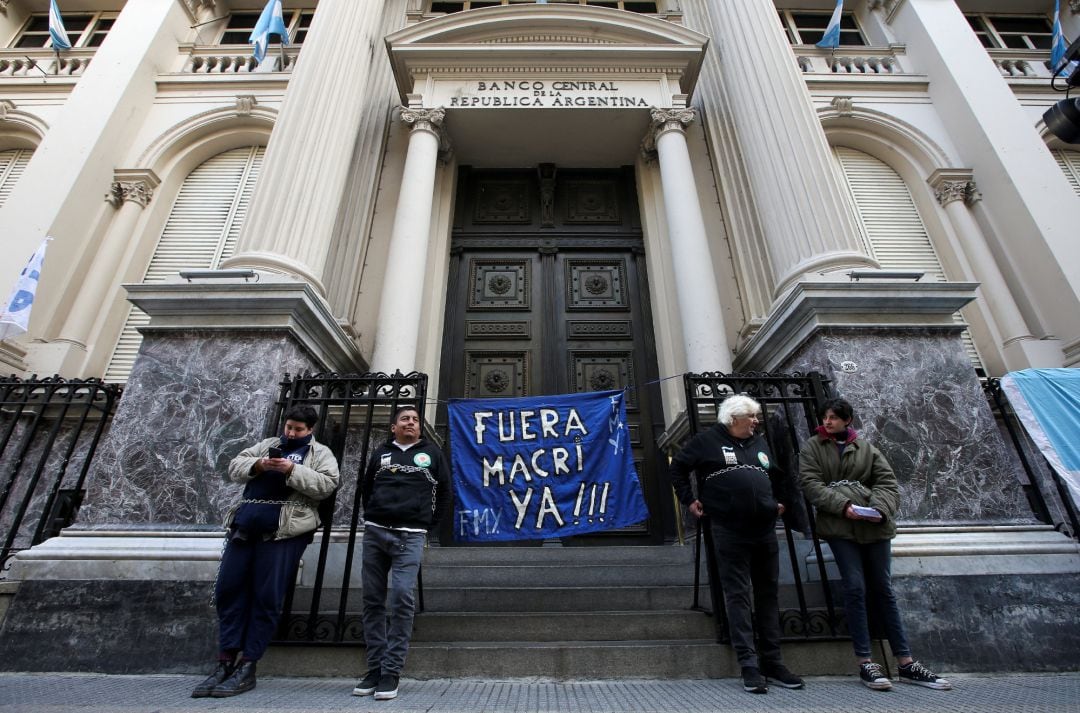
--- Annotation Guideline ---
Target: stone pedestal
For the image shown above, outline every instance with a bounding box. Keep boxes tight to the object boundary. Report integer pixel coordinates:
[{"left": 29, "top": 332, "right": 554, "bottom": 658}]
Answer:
[{"left": 2, "top": 279, "right": 365, "bottom": 673}]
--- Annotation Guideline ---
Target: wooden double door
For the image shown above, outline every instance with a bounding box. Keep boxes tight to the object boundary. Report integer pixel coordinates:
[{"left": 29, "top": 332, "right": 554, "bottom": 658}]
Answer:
[{"left": 437, "top": 167, "right": 671, "bottom": 543}]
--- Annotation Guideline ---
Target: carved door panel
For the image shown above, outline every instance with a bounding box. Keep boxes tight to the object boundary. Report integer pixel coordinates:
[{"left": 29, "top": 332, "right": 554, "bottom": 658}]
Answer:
[{"left": 438, "top": 168, "right": 670, "bottom": 543}]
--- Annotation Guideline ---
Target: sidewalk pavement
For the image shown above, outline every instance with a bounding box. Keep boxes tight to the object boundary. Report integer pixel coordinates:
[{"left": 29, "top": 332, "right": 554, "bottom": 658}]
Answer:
[{"left": 1, "top": 672, "right": 1079, "bottom": 713}]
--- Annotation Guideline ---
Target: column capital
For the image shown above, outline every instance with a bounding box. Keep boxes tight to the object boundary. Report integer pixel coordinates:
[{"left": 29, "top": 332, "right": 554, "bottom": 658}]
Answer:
[
  {"left": 928, "top": 169, "right": 980, "bottom": 207},
  {"left": 1071, "top": 0, "right": 1080, "bottom": 13},
  {"left": 0, "top": 0, "right": 10, "bottom": 15},
  {"left": 401, "top": 107, "right": 445, "bottom": 133},
  {"left": 641, "top": 107, "right": 696, "bottom": 157},
  {"left": 105, "top": 169, "right": 160, "bottom": 208}
]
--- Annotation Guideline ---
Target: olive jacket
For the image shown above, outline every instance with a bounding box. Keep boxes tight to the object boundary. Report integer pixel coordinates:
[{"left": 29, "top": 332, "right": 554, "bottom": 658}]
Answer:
[{"left": 798, "top": 430, "right": 899, "bottom": 543}]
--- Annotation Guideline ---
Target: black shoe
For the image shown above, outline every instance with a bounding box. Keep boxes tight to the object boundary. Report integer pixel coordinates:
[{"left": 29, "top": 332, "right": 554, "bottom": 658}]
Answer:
[
  {"left": 859, "top": 661, "right": 892, "bottom": 690},
  {"left": 352, "top": 668, "right": 381, "bottom": 696},
  {"left": 897, "top": 661, "right": 952, "bottom": 690},
  {"left": 374, "top": 673, "right": 399, "bottom": 700},
  {"left": 762, "top": 662, "right": 804, "bottom": 689},
  {"left": 741, "top": 666, "right": 768, "bottom": 694},
  {"left": 190, "top": 660, "right": 235, "bottom": 698},
  {"left": 210, "top": 660, "right": 256, "bottom": 697}
]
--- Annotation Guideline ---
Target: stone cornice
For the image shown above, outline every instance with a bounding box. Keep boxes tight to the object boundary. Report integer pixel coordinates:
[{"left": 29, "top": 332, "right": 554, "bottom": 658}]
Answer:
[
  {"left": 733, "top": 280, "right": 979, "bottom": 372},
  {"left": 122, "top": 278, "right": 367, "bottom": 373}
]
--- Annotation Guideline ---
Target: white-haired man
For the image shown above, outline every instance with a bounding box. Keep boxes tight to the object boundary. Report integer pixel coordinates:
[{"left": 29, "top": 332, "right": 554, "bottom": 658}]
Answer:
[{"left": 670, "top": 394, "right": 804, "bottom": 695}]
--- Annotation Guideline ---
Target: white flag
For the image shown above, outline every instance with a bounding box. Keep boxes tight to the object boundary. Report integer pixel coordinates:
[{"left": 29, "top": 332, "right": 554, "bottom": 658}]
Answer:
[{"left": 0, "top": 237, "right": 51, "bottom": 342}]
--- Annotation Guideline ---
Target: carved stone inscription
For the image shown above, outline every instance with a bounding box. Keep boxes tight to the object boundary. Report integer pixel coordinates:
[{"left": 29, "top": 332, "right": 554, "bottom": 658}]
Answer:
[{"left": 438, "top": 79, "right": 660, "bottom": 108}]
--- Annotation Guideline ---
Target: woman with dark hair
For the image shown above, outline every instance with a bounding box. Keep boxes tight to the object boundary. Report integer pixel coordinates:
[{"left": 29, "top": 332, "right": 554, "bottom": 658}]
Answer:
[{"left": 799, "top": 398, "right": 951, "bottom": 692}]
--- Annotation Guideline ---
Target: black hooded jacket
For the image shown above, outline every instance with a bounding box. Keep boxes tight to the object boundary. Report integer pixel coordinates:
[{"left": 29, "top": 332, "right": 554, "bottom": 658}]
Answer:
[
  {"left": 670, "top": 424, "right": 799, "bottom": 537},
  {"left": 361, "top": 438, "right": 450, "bottom": 531}
]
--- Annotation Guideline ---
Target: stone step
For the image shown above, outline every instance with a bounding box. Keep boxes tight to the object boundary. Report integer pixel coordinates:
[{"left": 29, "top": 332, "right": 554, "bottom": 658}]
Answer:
[
  {"left": 413, "top": 610, "right": 705, "bottom": 642},
  {"left": 260, "top": 639, "right": 856, "bottom": 680},
  {"left": 423, "top": 544, "right": 696, "bottom": 566},
  {"left": 420, "top": 562, "right": 699, "bottom": 587}
]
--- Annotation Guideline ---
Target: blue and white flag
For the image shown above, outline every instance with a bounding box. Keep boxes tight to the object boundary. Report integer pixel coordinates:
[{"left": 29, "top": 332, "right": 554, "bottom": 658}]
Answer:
[
  {"left": 1000, "top": 369, "right": 1080, "bottom": 513},
  {"left": 1051, "top": 0, "right": 1077, "bottom": 77},
  {"left": 816, "top": 0, "right": 843, "bottom": 49},
  {"left": 49, "top": 0, "right": 72, "bottom": 51},
  {"left": 448, "top": 390, "right": 649, "bottom": 542},
  {"left": 0, "top": 237, "right": 51, "bottom": 342},
  {"left": 249, "top": 0, "right": 289, "bottom": 64}
]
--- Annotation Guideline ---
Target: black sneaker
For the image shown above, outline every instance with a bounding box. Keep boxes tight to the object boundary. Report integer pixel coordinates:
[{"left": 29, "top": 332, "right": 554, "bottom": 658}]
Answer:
[
  {"left": 859, "top": 661, "right": 892, "bottom": 690},
  {"left": 374, "top": 673, "right": 400, "bottom": 700},
  {"left": 352, "top": 668, "right": 381, "bottom": 696},
  {"left": 190, "top": 660, "right": 234, "bottom": 698},
  {"left": 741, "top": 666, "right": 768, "bottom": 694},
  {"left": 762, "top": 663, "right": 804, "bottom": 689},
  {"left": 898, "top": 661, "right": 952, "bottom": 690}
]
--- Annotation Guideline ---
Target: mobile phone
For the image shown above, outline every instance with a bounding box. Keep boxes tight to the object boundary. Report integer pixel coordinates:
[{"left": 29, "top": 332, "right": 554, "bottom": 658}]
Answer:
[{"left": 268, "top": 447, "right": 283, "bottom": 459}]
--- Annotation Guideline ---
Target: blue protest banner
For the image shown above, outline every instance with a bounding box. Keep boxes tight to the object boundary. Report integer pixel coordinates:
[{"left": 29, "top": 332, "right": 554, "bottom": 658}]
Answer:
[{"left": 448, "top": 390, "right": 649, "bottom": 542}]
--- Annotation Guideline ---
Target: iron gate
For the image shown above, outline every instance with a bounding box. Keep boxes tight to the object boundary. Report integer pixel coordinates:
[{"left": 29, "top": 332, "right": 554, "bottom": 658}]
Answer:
[
  {"left": 0, "top": 376, "right": 122, "bottom": 577},
  {"left": 267, "top": 370, "right": 428, "bottom": 645},
  {"left": 681, "top": 371, "right": 848, "bottom": 644}
]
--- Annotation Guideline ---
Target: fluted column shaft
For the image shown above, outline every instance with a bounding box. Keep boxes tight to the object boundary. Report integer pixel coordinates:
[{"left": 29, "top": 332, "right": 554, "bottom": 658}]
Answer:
[
  {"left": 930, "top": 175, "right": 1032, "bottom": 353},
  {"left": 705, "top": 0, "right": 875, "bottom": 296},
  {"left": 371, "top": 109, "right": 444, "bottom": 374},
  {"left": 650, "top": 109, "right": 731, "bottom": 373},
  {"left": 222, "top": 0, "right": 386, "bottom": 295},
  {"left": 59, "top": 171, "right": 160, "bottom": 347}
]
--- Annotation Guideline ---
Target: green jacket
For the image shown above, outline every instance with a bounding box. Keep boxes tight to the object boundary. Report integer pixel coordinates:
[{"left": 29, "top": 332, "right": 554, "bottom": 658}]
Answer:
[
  {"left": 798, "top": 432, "right": 899, "bottom": 543},
  {"left": 224, "top": 436, "right": 340, "bottom": 540}
]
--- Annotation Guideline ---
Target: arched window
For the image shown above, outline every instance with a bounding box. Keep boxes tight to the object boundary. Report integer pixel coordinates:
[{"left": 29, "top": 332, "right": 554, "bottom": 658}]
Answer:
[
  {"left": 104, "top": 146, "right": 265, "bottom": 382},
  {"left": 832, "top": 146, "right": 983, "bottom": 370},
  {"left": 0, "top": 148, "right": 33, "bottom": 208},
  {"left": 1051, "top": 149, "right": 1080, "bottom": 196}
]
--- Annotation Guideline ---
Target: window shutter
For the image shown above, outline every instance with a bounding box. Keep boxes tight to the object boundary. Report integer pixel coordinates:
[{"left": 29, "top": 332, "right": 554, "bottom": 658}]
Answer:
[
  {"left": 104, "top": 146, "right": 265, "bottom": 382},
  {"left": 1052, "top": 150, "right": 1080, "bottom": 196},
  {"left": 833, "top": 146, "right": 983, "bottom": 370},
  {"left": 0, "top": 149, "right": 33, "bottom": 208}
]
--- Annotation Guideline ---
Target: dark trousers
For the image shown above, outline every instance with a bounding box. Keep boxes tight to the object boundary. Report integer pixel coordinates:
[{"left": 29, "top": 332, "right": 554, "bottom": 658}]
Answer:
[
  {"left": 215, "top": 532, "right": 308, "bottom": 662},
  {"left": 710, "top": 523, "right": 783, "bottom": 669},
  {"left": 361, "top": 526, "right": 426, "bottom": 676},
  {"left": 827, "top": 537, "right": 911, "bottom": 660}
]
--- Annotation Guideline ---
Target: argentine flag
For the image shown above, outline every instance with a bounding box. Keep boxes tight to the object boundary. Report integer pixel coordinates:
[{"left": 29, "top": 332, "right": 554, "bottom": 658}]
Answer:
[
  {"left": 1051, "top": 0, "right": 1077, "bottom": 77},
  {"left": 250, "top": 0, "right": 289, "bottom": 64},
  {"left": 816, "top": 0, "right": 843, "bottom": 49},
  {"left": 0, "top": 238, "right": 51, "bottom": 342},
  {"left": 49, "top": 0, "right": 72, "bottom": 50}
]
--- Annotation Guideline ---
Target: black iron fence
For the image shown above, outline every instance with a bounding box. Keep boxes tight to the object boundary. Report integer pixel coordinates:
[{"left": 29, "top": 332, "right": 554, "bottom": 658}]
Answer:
[
  {"left": 0, "top": 376, "right": 122, "bottom": 576},
  {"left": 984, "top": 377, "right": 1080, "bottom": 540},
  {"left": 269, "top": 370, "right": 428, "bottom": 645},
  {"left": 680, "top": 371, "right": 847, "bottom": 644}
]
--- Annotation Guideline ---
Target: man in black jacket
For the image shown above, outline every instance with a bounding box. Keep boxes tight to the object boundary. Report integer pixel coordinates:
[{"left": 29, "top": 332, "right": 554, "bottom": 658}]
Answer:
[
  {"left": 352, "top": 406, "right": 450, "bottom": 701},
  {"left": 670, "top": 394, "right": 804, "bottom": 695}
]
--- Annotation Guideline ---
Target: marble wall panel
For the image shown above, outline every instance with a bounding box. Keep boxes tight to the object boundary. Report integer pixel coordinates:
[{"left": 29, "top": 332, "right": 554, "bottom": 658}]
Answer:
[
  {"left": 783, "top": 329, "right": 1033, "bottom": 524},
  {"left": 77, "top": 331, "right": 317, "bottom": 528}
]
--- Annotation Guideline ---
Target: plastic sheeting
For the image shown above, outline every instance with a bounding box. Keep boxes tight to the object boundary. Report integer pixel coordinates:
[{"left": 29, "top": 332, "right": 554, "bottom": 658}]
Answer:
[{"left": 1000, "top": 368, "right": 1080, "bottom": 508}]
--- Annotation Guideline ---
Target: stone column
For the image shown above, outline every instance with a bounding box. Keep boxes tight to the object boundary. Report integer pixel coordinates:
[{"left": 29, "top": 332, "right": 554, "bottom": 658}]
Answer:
[
  {"left": 55, "top": 170, "right": 160, "bottom": 363},
  {"left": 221, "top": 0, "right": 389, "bottom": 295},
  {"left": 702, "top": 0, "right": 876, "bottom": 297},
  {"left": 371, "top": 108, "right": 446, "bottom": 374},
  {"left": 928, "top": 171, "right": 1057, "bottom": 370},
  {"left": 646, "top": 108, "right": 731, "bottom": 373},
  {"left": 887, "top": 0, "right": 1080, "bottom": 364},
  {"left": 0, "top": 0, "right": 188, "bottom": 338}
]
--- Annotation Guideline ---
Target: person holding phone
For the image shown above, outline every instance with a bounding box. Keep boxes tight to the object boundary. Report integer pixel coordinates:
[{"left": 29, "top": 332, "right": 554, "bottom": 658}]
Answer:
[
  {"left": 191, "top": 405, "right": 339, "bottom": 699},
  {"left": 799, "top": 398, "right": 951, "bottom": 692}
]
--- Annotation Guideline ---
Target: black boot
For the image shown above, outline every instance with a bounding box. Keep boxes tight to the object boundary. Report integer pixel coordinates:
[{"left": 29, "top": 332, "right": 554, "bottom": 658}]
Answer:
[
  {"left": 210, "top": 660, "right": 256, "bottom": 697},
  {"left": 191, "top": 659, "right": 235, "bottom": 698}
]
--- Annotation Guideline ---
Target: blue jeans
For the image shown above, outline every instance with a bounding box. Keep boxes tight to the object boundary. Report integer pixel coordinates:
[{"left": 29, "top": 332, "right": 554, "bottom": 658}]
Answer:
[
  {"left": 361, "top": 526, "right": 426, "bottom": 675},
  {"left": 827, "top": 538, "right": 911, "bottom": 659}
]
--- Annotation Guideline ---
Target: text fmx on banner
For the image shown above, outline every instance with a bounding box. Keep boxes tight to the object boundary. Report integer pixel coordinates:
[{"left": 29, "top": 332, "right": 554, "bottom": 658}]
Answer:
[{"left": 448, "top": 390, "right": 649, "bottom": 542}]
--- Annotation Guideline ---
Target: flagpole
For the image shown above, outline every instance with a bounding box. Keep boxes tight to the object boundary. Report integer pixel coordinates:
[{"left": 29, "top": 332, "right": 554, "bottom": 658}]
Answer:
[{"left": 54, "top": 48, "right": 60, "bottom": 75}]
